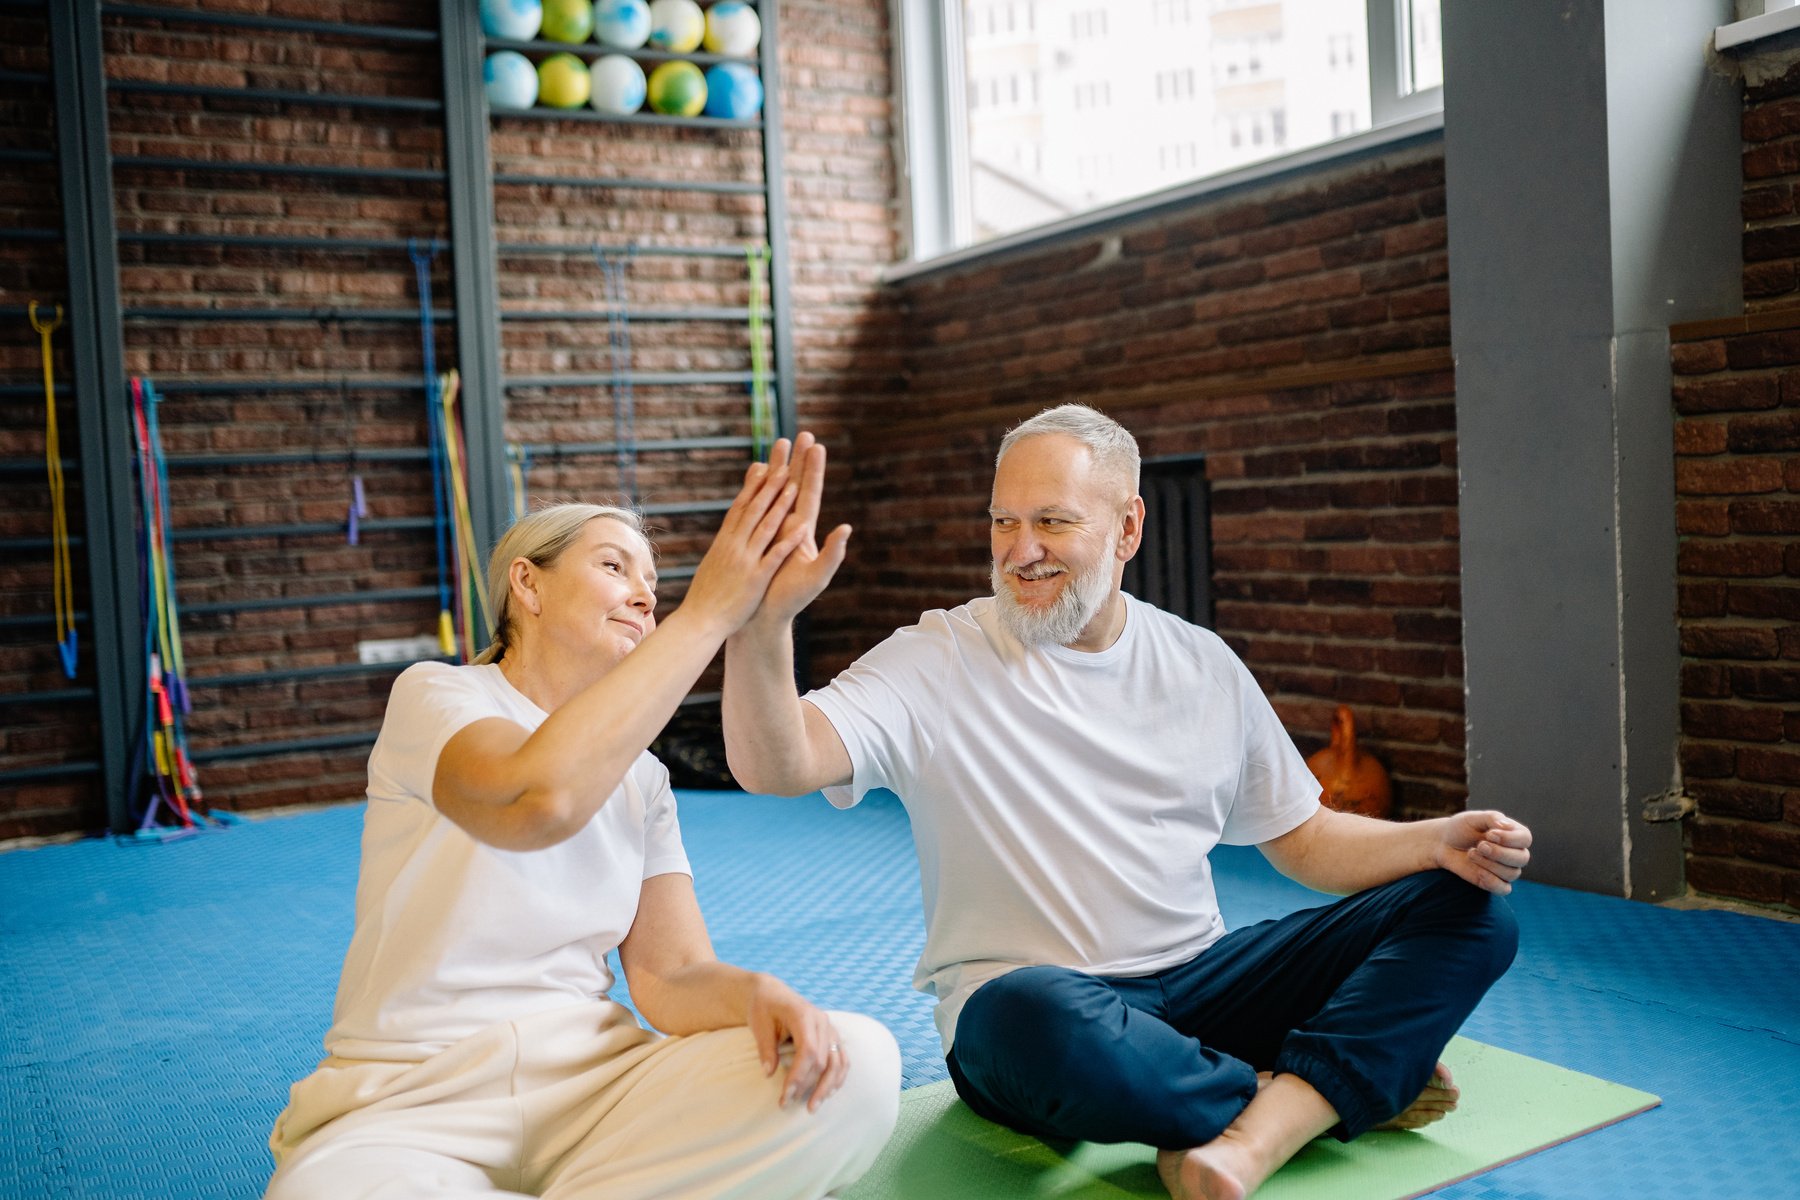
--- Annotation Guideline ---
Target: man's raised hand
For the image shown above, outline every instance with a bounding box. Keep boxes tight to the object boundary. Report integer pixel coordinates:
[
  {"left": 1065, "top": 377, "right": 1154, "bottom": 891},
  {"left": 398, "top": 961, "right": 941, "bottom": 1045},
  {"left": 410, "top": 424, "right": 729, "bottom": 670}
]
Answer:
[{"left": 754, "top": 430, "right": 851, "bottom": 628}]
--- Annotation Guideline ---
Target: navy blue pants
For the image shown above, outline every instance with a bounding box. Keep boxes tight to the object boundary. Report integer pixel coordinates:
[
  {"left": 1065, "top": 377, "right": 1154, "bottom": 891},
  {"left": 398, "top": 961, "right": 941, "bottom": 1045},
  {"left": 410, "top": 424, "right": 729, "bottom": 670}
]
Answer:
[{"left": 945, "top": 870, "right": 1518, "bottom": 1150}]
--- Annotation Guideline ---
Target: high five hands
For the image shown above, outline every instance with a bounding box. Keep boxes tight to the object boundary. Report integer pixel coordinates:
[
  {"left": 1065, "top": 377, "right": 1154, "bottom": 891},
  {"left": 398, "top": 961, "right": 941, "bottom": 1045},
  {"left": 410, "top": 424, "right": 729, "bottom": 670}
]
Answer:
[
  {"left": 680, "top": 432, "right": 847, "bottom": 638},
  {"left": 755, "top": 431, "right": 853, "bottom": 629}
]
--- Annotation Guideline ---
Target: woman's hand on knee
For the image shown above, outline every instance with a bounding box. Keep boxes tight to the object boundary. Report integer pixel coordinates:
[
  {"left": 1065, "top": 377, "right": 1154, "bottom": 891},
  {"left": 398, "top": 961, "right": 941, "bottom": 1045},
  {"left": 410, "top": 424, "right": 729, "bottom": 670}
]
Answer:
[{"left": 746, "top": 973, "right": 850, "bottom": 1113}]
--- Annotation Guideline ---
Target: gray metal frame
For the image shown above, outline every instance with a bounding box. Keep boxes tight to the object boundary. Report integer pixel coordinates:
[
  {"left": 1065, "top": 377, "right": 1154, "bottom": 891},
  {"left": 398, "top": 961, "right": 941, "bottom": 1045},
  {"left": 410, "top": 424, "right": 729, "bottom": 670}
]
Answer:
[
  {"left": 4, "top": 0, "right": 802, "bottom": 823},
  {"left": 440, "top": 0, "right": 511, "bottom": 557},
  {"left": 48, "top": 0, "right": 140, "bottom": 831},
  {"left": 758, "top": 0, "right": 798, "bottom": 447}
]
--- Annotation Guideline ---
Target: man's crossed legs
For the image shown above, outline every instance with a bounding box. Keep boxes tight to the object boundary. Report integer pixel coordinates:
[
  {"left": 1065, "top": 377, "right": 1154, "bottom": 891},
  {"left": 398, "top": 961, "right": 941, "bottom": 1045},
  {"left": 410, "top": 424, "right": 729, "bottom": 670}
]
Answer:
[{"left": 946, "top": 871, "right": 1519, "bottom": 1200}]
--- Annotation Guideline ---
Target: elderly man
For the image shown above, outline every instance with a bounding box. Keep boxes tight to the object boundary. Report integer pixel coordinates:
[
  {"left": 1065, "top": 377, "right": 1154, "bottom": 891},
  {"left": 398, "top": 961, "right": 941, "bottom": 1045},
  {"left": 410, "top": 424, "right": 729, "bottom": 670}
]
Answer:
[{"left": 723, "top": 406, "right": 1529, "bottom": 1200}]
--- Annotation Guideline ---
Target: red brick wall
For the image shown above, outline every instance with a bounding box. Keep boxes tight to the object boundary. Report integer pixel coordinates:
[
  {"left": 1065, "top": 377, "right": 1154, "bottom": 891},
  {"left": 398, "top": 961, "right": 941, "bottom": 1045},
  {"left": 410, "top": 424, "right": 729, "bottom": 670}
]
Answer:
[
  {"left": 830, "top": 144, "right": 1470, "bottom": 818},
  {"left": 1743, "top": 61, "right": 1800, "bottom": 310},
  {"left": 1671, "top": 331, "right": 1800, "bottom": 910},
  {"left": 1662, "top": 58, "right": 1800, "bottom": 910},
  {"left": 0, "top": 5, "right": 96, "bottom": 838},
  {"left": 0, "top": 0, "right": 900, "bottom": 838}
]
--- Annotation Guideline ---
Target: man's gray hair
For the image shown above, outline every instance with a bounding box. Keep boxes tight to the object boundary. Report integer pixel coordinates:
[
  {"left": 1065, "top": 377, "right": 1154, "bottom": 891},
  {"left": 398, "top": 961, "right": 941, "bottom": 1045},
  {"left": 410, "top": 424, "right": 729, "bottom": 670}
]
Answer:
[{"left": 996, "top": 403, "right": 1140, "bottom": 496}]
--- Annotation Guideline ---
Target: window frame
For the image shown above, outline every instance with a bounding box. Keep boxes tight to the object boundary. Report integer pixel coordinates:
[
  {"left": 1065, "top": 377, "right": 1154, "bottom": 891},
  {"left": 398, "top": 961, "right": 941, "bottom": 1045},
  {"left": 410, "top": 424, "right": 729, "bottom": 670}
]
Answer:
[
  {"left": 1368, "top": 0, "right": 1444, "bottom": 126},
  {"left": 891, "top": 0, "right": 1446, "bottom": 271}
]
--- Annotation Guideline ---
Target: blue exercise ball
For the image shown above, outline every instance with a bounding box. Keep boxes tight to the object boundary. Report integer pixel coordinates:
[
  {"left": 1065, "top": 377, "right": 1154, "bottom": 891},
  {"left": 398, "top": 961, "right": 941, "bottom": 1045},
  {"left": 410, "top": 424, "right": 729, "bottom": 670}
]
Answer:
[
  {"left": 702, "top": 62, "right": 763, "bottom": 120},
  {"left": 484, "top": 50, "right": 539, "bottom": 110},
  {"left": 480, "top": 0, "right": 543, "bottom": 41},
  {"left": 594, "top": 0, "right": 652, "bottom": 49}
]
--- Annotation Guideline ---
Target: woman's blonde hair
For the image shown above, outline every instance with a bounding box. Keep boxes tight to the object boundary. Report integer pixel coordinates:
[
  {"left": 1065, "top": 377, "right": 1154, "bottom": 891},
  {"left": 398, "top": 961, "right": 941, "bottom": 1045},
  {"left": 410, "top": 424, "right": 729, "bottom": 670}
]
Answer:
[{"left": 471, "top": 503, "right": 647, "bottom": 666}]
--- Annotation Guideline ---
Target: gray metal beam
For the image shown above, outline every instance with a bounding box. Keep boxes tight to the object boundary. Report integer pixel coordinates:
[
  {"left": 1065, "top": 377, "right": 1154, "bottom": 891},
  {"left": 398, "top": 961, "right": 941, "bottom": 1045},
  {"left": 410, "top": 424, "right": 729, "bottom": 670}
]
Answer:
[
  {"left": 756, "top": 0, "right": 807, "bottom": 686},
  {"left": 50, "top": 0, "right": 141, "bottom": 835},
  {"left": 439, "top": 0, "right": 510, "bottom": 576},
  {"left": 1443, "top": 0, "right": 1740, "bottom": 899},
  {"left": 759, "top": 0, "right": 797, "bottom": 448}
]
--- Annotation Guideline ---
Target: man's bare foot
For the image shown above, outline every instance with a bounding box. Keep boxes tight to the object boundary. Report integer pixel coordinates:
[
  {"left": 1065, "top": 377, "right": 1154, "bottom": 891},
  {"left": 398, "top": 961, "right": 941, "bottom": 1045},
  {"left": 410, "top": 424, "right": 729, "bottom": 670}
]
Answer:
[
  {"left": 1375, "top": 1061, "right": 1460, "bottom": 1131},
  {"left": 1154, "top": 1074, "right": 1338, "bottom": 1200},
  {"left": 1156, "top": 1140, "right": 1255, "bottom": 1200}
]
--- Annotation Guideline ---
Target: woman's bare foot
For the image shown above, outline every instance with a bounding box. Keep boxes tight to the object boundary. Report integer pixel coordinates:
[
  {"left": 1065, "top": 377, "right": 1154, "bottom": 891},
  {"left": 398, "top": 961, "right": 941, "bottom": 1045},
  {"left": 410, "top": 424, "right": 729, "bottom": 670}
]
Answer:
[{"left": 1375, "top": 1061, "right": 1460, "bottom": 1131}]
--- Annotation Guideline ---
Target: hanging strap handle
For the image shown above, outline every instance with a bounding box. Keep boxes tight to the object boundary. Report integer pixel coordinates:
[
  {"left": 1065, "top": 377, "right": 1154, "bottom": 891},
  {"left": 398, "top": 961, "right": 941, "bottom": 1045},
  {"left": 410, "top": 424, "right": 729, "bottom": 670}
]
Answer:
[{"left": 31, "top": 302, "right": 77, "bottom": 680}]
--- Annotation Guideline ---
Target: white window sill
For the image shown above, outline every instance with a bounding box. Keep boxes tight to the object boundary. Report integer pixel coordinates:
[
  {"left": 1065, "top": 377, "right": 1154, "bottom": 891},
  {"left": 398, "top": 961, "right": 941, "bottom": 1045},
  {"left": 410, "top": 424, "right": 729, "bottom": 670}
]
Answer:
[
  {"left": 881, "top": 111, "right": 1445, "bottom": 286},
  {"left": 1717, "top": 6, "right": 1800, "bottom": 51}
]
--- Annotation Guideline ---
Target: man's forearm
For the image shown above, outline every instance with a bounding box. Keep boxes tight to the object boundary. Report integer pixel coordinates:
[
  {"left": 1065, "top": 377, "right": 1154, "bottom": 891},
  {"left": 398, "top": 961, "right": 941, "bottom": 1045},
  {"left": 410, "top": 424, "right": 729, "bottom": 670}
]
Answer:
[
  {"left": 1269, "top": 808, "right": 1443, "bottom": 895},
  {"left": 722, "top": 616, "right": 817, "bottom": 795}
]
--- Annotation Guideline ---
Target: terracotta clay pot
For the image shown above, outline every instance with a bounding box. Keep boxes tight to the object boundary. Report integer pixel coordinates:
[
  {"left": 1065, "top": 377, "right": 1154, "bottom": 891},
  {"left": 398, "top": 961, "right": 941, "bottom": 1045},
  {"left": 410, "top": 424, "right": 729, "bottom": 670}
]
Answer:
[{"left": 1306, "top": 705, "right": 1393, "bottom": 819}]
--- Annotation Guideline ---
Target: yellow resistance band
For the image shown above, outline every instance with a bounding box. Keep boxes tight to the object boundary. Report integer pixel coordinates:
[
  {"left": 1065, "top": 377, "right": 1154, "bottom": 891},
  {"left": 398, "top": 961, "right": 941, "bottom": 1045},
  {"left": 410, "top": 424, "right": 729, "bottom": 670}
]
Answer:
[
  {"left": 439, "top": 370, "right": 490, "bottom": 659},
  {"left": 31, "top": 302, "right": 74, "bottom": 679}
]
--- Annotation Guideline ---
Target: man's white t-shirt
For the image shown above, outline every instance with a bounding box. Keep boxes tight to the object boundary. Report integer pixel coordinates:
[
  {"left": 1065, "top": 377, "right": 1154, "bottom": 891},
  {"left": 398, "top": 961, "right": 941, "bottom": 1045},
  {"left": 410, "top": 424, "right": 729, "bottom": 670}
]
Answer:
[
  {"left": 325, "top": 661, "right": 690, "bottom": 1063},
  {"left": 804, "top": 593, "right": 1320, "bottom": 1050}
]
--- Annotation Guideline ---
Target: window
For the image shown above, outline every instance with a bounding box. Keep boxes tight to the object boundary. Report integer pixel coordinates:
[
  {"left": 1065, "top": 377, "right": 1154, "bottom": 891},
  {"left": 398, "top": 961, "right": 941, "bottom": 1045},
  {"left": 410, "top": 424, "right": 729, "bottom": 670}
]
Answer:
[
  {"left": 1159, "top": 142, "right": 1200, "bottom": 171},
  {"left": 1071, "top": 9, "right": 1108, "bottom": 38},
  {"left": 1403, "top": 0, "right": 1442, "bottom": 92},
  {"left": 1072, "top": 80, "right": 1112, "bottom": 110},
  {"left": 1214, "top": 34, "right": 1279, "bottom": 84},
  {"left": 899, "top": 0, "right": 1441, "bottom": 260},
  {"left": 1156, "top": 69, "right": 1197, "bottom": 102},
  {"left": 1369, "top": 0, "right": 1443, "bottom": 124}
]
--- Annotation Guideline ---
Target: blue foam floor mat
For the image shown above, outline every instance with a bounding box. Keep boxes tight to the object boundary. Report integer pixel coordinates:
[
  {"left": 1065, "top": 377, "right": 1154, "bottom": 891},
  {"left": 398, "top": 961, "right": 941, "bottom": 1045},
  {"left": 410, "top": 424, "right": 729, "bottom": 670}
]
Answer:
[{"left": 2, "top": 790, "right": 1797, "bottom": 1200}]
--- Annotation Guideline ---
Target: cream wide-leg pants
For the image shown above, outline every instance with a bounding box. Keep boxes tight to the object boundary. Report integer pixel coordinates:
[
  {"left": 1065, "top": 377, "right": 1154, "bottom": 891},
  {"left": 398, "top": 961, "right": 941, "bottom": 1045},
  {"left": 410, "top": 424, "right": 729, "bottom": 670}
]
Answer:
[{"left": 264, "top": 1000, "right": 901, "bottom": 1200}]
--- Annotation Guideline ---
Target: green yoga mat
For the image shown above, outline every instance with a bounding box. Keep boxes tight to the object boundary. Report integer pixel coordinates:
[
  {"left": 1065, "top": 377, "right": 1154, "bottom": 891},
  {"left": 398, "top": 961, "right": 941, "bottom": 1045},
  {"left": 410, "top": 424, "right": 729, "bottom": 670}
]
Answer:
[{"left": 842, "top": 1038, "right": 1659, "bottom": 1200}]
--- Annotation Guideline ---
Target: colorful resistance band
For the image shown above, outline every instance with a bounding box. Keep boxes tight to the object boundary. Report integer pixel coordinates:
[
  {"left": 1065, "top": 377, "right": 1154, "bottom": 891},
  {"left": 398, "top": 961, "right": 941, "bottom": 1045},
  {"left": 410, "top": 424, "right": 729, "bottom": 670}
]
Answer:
[
  {"left": 130, "top": 376, "right": 201, "bottom": 834},
  {"left": 746, "top": 243, "right": 773, "bottom": 459},
  {"left": 410, "top": 239, "right": 456, "bottom": 657},
  {"left": 31, "top": 302, "right": 76, "bottom": 679}
]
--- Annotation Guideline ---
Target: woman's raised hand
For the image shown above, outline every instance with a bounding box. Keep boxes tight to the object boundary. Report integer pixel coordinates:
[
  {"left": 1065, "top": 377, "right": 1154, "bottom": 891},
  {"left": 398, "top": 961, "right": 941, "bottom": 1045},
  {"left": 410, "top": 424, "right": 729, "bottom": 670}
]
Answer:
[{"left": 678, "top": 436, "right": 821, "bottom": 637}]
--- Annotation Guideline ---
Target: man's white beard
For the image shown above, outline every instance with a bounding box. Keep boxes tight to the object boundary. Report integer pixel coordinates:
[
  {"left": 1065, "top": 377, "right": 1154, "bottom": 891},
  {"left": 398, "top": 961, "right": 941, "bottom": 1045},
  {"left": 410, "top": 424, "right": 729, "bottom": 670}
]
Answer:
[{"left": 990, "top": 535, "right": 1118, "bottom": 647}]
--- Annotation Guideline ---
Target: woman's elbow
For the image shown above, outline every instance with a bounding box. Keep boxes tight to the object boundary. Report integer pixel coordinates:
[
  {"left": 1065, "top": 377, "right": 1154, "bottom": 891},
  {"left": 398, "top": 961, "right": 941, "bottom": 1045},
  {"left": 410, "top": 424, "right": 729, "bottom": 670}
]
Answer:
[{"left": 494, "top": 786, "right": 587, "bottom": 850}]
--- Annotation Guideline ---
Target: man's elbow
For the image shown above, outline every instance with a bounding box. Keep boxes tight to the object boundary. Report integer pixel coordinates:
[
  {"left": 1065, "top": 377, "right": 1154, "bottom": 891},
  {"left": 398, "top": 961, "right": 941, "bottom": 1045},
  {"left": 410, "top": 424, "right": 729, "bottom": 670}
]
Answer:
[{"left": 724, "top": 745, "right": 812, "bottom": 797}]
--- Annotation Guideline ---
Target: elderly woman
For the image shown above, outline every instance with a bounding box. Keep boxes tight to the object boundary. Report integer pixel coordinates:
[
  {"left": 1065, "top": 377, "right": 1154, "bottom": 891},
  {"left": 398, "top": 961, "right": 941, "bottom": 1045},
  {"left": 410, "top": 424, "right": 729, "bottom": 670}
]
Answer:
[{"left": 266, "top": 438, "right": 899, "bottom": 1200}]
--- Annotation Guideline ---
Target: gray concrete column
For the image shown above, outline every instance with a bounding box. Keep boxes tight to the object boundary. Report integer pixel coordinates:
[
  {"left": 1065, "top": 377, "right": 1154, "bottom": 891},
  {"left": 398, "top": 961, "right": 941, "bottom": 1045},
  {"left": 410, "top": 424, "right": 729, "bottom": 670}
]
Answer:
[{"left": 1443, "top": 1, "right": 1742, "bottom": 897}]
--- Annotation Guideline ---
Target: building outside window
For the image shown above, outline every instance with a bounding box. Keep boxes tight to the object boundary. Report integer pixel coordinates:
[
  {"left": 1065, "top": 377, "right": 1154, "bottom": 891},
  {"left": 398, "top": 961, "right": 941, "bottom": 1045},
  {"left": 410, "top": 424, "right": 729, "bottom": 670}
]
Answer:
[{"left": 948, "top": 0, "right": 1440, "bottom": 251}]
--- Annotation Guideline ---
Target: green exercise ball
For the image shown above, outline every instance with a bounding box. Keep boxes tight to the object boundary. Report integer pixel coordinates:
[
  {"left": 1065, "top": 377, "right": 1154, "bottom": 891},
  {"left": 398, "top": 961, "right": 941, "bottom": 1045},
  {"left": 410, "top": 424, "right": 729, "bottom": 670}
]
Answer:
[
  {"left": 645, "top": 59, "right": 706, "bottom": 116},
  {"left": 541, "top": 0, "right": 594, "bottom": 43}
]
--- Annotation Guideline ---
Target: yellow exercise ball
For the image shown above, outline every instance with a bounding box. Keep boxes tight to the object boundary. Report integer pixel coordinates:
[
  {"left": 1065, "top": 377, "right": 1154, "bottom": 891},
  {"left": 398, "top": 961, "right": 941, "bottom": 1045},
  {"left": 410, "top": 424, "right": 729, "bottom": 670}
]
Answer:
[{"left": 537, "top": 53, "right": 592, "bottom": 109}]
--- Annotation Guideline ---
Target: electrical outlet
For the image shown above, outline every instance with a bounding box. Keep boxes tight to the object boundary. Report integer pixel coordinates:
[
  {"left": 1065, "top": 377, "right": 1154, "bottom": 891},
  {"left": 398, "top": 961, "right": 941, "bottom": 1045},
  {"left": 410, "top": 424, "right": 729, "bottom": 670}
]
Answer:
[{"left": 356, "top": 635, "right": 444, "bottom": 665}]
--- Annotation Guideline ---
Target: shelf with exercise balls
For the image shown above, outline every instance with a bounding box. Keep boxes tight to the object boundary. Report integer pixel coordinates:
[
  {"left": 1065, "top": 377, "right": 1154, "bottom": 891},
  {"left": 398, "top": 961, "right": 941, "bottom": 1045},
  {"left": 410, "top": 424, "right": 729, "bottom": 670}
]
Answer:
[
  {"left": 469, "top": 0, "right": 792, "bottom": 678},
  {"left": 480, "top": 0, "right": 763, "bottom": 124}
]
